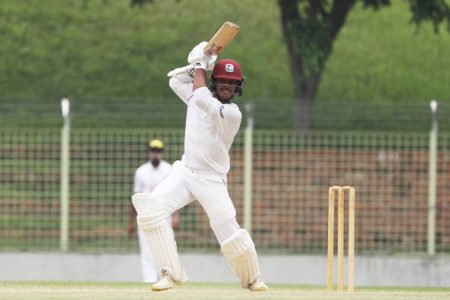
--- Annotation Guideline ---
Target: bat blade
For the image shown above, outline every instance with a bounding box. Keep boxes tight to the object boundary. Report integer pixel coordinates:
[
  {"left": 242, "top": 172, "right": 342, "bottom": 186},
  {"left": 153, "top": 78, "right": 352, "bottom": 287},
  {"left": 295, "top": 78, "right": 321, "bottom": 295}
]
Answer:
[{"left": 204, "top": 21, "right": 240, "bottom": 55}]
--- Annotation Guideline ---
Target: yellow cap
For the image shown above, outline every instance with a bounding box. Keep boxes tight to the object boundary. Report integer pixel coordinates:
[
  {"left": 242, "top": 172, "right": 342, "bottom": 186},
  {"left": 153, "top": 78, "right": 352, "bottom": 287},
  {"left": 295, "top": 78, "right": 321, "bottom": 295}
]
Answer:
[{"left": 149, "top": 139, "right": 164, "bottom": 149}]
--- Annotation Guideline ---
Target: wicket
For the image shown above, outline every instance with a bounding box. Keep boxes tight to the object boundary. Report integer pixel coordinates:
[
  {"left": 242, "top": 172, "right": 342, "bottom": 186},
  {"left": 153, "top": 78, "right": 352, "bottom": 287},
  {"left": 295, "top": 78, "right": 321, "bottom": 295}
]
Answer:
[{"left": 327, "top": 186, "right": 355, "bottom": 292}]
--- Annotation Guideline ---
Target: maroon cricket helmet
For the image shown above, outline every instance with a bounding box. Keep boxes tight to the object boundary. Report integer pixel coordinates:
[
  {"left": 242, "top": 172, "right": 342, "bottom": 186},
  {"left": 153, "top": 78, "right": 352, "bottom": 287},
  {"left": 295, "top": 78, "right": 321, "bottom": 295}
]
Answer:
[{"left": 210, "top": 59, "right": 244, "bottom": 96}]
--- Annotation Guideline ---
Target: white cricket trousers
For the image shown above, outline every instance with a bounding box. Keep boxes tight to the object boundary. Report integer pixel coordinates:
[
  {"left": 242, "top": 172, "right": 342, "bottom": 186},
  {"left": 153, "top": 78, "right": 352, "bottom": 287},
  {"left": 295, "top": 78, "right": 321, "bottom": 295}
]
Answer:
[
  {"left": 138, "top": 228, "right": 157, "bottom": 282},
  {"left": 152, "top": 160, "right": 240, "bottom": 245}
]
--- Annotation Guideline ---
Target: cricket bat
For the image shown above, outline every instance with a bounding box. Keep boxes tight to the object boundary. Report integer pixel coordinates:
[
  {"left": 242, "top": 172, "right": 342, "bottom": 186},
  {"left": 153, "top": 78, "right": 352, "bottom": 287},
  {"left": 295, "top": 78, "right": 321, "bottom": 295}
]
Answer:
[
  {"left": 203, "top": 21, "right": 240, "bottom": 54},
  {"left": 167, "top": 21, "right": 240, "bottom": 77}
]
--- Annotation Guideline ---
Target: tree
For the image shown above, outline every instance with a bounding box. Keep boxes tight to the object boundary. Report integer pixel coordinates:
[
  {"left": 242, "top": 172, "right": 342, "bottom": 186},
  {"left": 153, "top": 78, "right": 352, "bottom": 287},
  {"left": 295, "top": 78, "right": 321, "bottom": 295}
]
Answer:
[
  {"left": 278, "top": 0, "right": 450, "bottom": 130},
  {"left": 130, "top": 0, "right": 449, "bottom": 130}
]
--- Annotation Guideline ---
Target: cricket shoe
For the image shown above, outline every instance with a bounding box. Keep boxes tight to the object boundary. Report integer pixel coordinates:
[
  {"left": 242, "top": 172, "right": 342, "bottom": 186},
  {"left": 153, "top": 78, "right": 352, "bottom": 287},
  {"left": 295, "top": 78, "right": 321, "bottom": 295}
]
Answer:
[
  {"left": 151, "top": 269, "right": 189, "bottom": 291},
  {"left": 249, "top": 277, "right": 269, "bottom": 292},
  {"left": 151, "top": 274, "right": 173, "bottom": 291}
]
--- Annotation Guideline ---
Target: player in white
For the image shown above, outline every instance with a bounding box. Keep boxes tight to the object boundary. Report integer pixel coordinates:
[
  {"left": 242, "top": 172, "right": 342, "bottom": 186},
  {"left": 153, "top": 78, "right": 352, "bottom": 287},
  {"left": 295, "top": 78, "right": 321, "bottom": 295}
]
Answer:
[
  {"left": 131, "top": 42, "right": 268, "bottom": 292},
  {"left": 128, "top": 139, "right": 180, "bottom": 282}
]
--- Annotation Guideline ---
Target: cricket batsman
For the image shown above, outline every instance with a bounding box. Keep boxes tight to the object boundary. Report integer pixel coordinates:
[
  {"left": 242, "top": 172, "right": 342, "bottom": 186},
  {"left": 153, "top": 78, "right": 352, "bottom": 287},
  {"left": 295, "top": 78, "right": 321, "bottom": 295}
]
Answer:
[{"left": 131, "top": 41, "right": 268, "bottom": 292}]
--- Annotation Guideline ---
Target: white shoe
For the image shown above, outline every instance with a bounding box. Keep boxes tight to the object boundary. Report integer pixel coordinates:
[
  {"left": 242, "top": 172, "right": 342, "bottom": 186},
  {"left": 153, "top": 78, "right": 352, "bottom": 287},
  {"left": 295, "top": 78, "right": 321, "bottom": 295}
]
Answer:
[
  {"left": 249, "top": 278, "right": 269, "bottom": 291},
  {"left": 151, "top": 274, "right": 173, "bottom": 291},
  {"left": 151, "top": 268, "right": 189, "bottom": 291}
]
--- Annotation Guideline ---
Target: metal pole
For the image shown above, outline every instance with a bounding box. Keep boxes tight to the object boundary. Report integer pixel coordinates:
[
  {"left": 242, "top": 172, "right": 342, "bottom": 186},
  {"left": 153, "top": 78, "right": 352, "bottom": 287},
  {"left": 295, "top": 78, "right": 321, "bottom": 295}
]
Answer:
[
  {"left": 427, "top": 100, "right": 438, "bottom": 256},
  {"left": 243, "top": 103, "right": 254, "bottom": 233},
  {"left": 60, "top": 99, "right": 70, "bottom": 251}
]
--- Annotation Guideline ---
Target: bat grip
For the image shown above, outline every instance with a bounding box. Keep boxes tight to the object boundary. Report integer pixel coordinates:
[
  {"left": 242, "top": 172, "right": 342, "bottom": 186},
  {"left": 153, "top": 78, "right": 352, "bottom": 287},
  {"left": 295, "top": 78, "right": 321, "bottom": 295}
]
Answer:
[{"left": 204, "top": 44, "right": 219, "bottom": 55}]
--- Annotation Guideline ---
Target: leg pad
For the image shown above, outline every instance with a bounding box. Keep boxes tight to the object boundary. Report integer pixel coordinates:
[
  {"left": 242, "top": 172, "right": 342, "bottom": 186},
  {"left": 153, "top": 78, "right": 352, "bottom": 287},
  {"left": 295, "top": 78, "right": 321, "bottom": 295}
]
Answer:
[
  {"left": 221, "top": 229, "right": 262, "bottom": 288},
  {"left": 132, "top": 193, "right": 188, "bottom": 283}
]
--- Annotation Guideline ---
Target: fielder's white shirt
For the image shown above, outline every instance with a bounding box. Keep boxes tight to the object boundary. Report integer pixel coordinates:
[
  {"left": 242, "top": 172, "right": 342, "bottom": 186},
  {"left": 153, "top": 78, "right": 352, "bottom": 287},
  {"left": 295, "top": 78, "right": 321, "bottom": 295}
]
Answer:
[
  {"left": 169, "top": 74, "right": 242, "bottom": 175},
  {"left": 133, "top": 160, "right": 172, "bottom": 193}
]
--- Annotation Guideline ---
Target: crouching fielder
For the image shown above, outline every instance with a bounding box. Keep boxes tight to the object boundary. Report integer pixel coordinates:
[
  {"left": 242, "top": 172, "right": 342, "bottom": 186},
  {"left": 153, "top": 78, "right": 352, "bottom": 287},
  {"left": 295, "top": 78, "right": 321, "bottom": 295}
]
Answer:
[{"left": 131, "top": 42, "right": 268, "bottom": 292}]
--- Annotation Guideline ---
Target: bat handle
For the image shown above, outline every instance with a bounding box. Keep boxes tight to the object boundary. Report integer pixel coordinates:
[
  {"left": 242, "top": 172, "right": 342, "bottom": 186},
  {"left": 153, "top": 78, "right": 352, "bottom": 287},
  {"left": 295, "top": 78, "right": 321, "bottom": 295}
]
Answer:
[{"left": 204, "top": 44, "right": 219, "bottom": 55}]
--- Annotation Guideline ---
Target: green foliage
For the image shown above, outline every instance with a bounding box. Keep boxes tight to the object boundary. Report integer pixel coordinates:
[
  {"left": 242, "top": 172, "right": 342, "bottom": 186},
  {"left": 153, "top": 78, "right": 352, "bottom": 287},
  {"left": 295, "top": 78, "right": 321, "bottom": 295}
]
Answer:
[
  {"left": 286, "top": 17, "right": 331, "bottom": 75},
  {"left": 0, "top": 0, "right": 450, "bottom": 130},
  {"left": 317, "top": 1, "right": 450, "bottom": 104},
  {"left": 281, "top": 0, "right": 449, "bottom": 82},
  {"left": 0, "top": 0, "right": 291, "bottom": 100},
  {"left": 407, "top": 0, "right": 450, "bottom": 32}
]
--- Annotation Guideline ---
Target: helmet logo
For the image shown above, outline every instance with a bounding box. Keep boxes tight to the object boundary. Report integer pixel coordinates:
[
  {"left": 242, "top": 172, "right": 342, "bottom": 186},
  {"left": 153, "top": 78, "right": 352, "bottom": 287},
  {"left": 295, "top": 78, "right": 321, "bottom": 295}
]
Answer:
[{"left": 225, "top": 63, "right": 234, "bottom": 73}]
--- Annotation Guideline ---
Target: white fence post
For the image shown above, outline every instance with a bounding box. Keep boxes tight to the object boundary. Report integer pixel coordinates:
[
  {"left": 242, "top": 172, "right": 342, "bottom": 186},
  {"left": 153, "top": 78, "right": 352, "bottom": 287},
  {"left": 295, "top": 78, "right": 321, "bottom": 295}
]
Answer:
[
  {"left": 427, "top": 100, "right": 438, "bottom": 256},
  {"left": 60, "top": 99, "right": 70, "bottom": 251},
  {"left": 243, "top": 103, "right": 254, "bottom": 234}
]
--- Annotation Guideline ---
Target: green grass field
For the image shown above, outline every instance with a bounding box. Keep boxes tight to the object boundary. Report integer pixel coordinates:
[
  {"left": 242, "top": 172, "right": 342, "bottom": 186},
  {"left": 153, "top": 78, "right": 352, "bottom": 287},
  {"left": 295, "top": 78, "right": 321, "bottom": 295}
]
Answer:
[{"left": 0, "top": 282, "right": 448, "bottom": 300}]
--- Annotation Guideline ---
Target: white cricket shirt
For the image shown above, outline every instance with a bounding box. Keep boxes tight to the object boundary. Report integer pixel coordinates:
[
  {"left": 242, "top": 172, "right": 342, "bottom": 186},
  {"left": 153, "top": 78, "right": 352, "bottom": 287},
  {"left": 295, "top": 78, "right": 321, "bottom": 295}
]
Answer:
[
  {"left": 133, "top": 160, "right": 172, "bottom": 193},
  {"left": 169, "top": 74, "right": 242, "bottom": 175}
]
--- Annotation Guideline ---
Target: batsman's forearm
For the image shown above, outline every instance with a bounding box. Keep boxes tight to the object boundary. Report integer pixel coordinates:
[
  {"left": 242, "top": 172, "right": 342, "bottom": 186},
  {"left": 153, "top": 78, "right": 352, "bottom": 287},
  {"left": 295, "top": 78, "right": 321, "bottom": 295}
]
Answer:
[{"left": 193, "top": 68, "right": 207, "bottom": 90}]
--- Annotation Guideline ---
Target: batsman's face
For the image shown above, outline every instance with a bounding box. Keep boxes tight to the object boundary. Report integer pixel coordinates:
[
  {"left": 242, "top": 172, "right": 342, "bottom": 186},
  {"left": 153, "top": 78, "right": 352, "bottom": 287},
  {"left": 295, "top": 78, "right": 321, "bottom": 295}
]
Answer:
[{"left": 215, "top": 78, "right": 239, "bottom": 102}]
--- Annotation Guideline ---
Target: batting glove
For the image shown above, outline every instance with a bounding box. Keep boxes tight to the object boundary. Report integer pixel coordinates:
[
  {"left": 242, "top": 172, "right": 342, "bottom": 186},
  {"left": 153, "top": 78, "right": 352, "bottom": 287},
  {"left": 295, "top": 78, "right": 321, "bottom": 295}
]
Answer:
[{"left": 188, "top": 41, "right": 217, "bottom": 70}]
